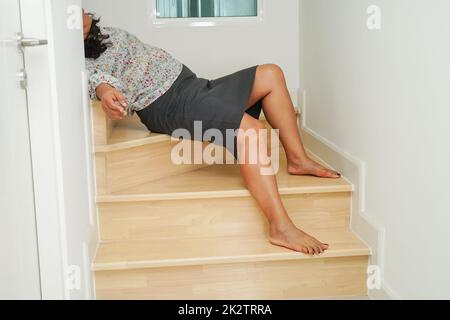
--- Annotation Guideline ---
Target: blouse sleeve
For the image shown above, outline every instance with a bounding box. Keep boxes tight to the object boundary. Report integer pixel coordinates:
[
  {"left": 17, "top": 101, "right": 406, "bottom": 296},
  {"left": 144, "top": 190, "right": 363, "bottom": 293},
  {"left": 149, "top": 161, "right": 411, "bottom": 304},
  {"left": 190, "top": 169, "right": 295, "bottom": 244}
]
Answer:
[{"left": 87, "top": 70, "right": 125, "bottom": 100}]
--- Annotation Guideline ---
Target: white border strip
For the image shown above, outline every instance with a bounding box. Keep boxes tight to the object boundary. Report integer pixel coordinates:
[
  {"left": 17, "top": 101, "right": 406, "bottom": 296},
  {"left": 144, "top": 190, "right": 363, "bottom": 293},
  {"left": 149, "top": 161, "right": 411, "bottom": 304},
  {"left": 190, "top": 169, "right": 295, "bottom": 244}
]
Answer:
[{"left": 44, "top": 0, "right": 70, "bottom": 299}]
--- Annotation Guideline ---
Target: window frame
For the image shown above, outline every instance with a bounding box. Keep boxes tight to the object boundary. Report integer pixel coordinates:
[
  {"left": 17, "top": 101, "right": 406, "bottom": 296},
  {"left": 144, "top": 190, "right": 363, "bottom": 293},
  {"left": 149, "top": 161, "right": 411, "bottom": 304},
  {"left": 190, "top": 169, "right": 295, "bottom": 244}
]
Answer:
[{"left": 150, "top": 0, "right": 265, "bottom": 28}]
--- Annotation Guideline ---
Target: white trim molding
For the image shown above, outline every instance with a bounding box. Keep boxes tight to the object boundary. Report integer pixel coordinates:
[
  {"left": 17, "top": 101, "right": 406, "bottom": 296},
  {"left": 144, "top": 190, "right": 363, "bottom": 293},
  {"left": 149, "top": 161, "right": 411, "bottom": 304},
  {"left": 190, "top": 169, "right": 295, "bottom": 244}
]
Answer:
[
  {"left": 299, "top": 90, "right": 398, "bottom": 300},
  {"left": 23, "top": 0, "right": 98, "bottom": 299},
  {"left": 149, "top": 0, "right": 265, "bottom": 28}
]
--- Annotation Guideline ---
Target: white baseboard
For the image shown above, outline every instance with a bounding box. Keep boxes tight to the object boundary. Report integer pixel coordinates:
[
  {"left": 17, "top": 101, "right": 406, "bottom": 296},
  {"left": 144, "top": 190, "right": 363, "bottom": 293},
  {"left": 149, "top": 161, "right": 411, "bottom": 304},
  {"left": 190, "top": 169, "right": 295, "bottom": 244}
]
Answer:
[
  {"left": 298, "top": 89, "right": 397, "bottom": 299},
  {"left": 369, "top": 281, "right": 399, "bottom": 300},
  {"left": 84, "top": 226, "right": 99, "bottom": 300},
  {"left": 301, "top": 127, "right": 396, "bottom": 300}
]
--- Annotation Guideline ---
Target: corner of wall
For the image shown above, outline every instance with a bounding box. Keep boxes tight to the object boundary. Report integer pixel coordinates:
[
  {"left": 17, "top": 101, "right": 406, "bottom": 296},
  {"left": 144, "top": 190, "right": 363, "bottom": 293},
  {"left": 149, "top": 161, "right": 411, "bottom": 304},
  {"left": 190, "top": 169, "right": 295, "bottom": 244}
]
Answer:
[
  {"left": 299, "top": 90, "right": 397, "bottom": 299},
  {"left": 369, "top": 281, "right": 399, "bottom": 300},
  {"left": 83, "top": 227, "right": 99, "bottom": 299}
]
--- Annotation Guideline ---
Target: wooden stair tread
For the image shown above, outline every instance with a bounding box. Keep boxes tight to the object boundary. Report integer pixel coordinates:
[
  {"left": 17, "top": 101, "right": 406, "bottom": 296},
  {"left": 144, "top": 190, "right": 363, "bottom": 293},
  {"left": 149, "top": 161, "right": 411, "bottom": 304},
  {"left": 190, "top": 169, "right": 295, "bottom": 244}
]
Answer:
[
  {"left": 93, "top": 228, "right": 369, "bottom": 271},
  {"left": 97, "top": 157, "right": 352, "bottom": 202},
  {"left": 95, "top": 108, "right": 301, "bottom": 153},
  {"left": 108, "top": 115, "right": 158, "bottom": 144},
  {"left": 96, "top": 115, "right": 169, "bottom": 153}
]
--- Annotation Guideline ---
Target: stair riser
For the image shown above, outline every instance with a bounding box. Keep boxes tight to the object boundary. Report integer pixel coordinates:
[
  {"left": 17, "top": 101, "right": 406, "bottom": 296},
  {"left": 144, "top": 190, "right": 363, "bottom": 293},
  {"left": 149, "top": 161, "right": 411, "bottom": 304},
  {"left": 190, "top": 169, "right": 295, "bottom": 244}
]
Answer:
[
  {"left": 96, "top": 121, "right": 283, "bottom": 194},
  {"left": 95, "top": 256, "right": 368, "bottom": 300},
  {"left": 97, "top": 140, "right": 211, "bottom": 194},
  {"left": 98, "top": 192, "right": 351, "bottom": 241},
  {"left": 91, "top": 101, "right": 115, "bottom": 146}
]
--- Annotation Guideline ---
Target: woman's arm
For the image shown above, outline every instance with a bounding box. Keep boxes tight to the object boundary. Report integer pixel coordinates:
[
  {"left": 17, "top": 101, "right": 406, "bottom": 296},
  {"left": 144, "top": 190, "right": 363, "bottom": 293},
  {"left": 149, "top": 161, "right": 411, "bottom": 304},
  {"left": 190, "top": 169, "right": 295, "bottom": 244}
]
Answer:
[
  {"left": 88, "top": 71, "right": 128, "bottom": 120},
  {"left": 96, "top": 83, "right": 128, "bottom": 120}
]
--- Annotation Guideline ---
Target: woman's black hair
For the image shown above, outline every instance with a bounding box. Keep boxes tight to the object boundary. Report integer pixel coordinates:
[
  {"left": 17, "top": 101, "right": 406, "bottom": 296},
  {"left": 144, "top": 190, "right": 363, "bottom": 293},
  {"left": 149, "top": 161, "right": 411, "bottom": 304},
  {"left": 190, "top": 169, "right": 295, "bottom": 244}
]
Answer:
[{"left": 84, "top": 15, "right": 111, "bottom": 59}]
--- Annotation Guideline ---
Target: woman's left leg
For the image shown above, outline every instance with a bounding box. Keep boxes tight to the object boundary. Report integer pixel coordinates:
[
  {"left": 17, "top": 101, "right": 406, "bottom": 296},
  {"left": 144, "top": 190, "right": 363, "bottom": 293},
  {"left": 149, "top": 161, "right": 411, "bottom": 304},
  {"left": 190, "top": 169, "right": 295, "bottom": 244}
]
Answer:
[
  {"left": 238, "top": 114, "right": 328, "bottom": 255},
  {"left": 247, "top": 64, "right": 340, "bottom": 179}
]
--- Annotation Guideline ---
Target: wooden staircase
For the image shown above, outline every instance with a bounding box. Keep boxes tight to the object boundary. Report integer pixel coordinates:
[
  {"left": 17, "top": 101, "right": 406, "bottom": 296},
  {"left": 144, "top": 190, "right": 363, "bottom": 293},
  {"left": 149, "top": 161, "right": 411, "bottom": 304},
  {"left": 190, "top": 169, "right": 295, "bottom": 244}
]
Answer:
[{"left": 91, "top": 101, "right": 370, "bottom": 300}]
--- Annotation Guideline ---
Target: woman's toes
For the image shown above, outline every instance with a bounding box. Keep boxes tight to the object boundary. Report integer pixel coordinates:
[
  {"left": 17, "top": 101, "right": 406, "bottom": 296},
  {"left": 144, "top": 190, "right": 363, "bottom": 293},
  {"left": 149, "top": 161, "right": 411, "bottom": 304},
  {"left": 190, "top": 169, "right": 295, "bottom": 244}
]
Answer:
[
  {"left": 311, "top": 163, "right": 341, "bottom": 179},
  {"left": 330, "top": 170, "right": 341, "bottom": 178},
  {"left": 288, "top": 159, "right": 341, "bottom": 179},
  {"left": 323, "top": 169, "right": 340, "bottom": 178}
]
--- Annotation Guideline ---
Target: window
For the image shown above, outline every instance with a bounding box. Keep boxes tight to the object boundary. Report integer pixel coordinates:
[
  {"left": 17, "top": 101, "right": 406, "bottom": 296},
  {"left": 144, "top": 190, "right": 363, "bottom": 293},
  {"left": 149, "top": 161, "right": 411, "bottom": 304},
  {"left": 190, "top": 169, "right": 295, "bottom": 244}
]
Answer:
[{"left": 156, "top": 0, "right": 258, "bottom": 19}]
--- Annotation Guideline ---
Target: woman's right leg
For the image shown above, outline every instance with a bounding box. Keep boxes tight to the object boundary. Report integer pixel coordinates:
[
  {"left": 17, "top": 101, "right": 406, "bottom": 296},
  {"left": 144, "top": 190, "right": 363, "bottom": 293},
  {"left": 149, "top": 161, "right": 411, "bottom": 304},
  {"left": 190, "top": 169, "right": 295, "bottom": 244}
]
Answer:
[
  {"left": 238, "top": 114, "right": 328, "bottom": 255},
  {"left": 247, "top": 64, "right": 340, "bottom": 179}
]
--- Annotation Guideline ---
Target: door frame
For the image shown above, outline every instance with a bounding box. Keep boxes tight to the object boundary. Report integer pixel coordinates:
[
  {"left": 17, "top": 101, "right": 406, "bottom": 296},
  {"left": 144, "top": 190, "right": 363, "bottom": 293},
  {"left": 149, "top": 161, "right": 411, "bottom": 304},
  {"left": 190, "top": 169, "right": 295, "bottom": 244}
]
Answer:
[{"left": 20, "top": 0, "right": 98, "bottom": 299}]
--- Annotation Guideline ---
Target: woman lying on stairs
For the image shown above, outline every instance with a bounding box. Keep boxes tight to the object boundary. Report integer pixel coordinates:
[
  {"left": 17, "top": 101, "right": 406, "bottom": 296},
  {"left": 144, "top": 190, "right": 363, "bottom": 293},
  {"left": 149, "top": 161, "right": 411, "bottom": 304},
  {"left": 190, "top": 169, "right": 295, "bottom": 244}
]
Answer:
[{"left": 83, "top": 11, "right": 341, "bottom": 256}]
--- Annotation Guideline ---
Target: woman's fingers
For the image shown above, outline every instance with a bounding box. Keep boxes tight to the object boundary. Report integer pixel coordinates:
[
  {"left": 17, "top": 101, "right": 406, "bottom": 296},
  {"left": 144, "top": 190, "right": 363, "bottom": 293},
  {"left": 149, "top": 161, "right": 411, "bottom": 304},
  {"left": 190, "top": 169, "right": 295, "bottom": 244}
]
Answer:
[
  {"left": 102, "top": 107, "right": 119, "bottom": 121},
  {"left": 113, "top": 90, "right": 128, "bottom": 109},
  {"left": 103, "top": 94, "right": 127, "bottom": 117},
  {"left": 102, "top": 101, "right": 123, "bottom": 120},
  {"left": 100, "top": 89, "right": 128, "bottom": 120},
  {"left": 107, "top": 111, "right": 123, "bottom": 121},
  {"left": 105, "top": 95, "right": 125, "bottom": 113},
  {"left": 103, "top": 101, "right": 123, "bottom": 117}
]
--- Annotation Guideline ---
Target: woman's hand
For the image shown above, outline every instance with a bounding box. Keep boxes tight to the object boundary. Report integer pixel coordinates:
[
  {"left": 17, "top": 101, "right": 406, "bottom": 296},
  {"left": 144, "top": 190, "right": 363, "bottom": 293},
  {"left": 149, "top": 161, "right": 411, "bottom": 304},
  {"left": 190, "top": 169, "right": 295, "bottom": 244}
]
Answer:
[{"left": 96, "top": 83, "right": 128, "bottom": 120}]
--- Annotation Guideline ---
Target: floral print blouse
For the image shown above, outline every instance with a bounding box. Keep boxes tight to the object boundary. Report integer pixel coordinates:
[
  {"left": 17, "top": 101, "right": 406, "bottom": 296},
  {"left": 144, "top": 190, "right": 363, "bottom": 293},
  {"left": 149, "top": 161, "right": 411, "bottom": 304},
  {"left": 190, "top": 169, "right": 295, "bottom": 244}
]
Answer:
[{"left": 85, "top": 27, "right": 183, "bottom": 115}]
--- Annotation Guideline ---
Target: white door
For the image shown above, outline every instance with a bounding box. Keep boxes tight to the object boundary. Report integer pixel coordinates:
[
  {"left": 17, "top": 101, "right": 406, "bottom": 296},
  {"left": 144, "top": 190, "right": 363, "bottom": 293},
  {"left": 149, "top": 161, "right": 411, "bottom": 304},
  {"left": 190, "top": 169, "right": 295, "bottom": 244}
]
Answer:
[
  {"left": 21, "top": 0, "right": 97, "bottom": 299},
  {"left": 0, "top": 0, "right": 42, "bottom": 299},
  {"left": 1, "top": 0, "right": 97, "bottom": 300}
]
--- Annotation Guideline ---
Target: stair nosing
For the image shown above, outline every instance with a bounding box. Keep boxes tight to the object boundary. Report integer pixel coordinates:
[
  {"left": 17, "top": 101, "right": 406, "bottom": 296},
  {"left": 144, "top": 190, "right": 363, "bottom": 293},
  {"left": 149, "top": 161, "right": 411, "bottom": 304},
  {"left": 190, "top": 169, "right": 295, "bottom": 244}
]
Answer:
[
  {"left": 96, "top": 134, "right": 171, "bottom": 153},
  {"left": 93, "top": 247, "right": 370, "bottom": 272},
  {"left": 96, "top": 184, "right": 354, "bottom": 203}
]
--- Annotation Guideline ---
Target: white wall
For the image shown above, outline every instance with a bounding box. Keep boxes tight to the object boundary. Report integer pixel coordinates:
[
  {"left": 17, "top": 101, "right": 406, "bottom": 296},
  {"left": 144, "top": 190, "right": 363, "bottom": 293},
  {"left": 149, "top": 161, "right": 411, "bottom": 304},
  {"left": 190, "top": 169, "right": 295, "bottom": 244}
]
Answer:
[
  {"left": 82, "top": 0, "right": 299, "bottom": 89},
  {"left": 300, "top": 0, "right": 450, "bottom": 299}
]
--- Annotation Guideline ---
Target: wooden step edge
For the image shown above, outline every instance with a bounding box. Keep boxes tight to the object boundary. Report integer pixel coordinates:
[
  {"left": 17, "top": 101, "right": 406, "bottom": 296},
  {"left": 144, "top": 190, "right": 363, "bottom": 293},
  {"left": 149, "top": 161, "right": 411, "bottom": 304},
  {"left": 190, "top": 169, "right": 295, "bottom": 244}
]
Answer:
[
  {"left": 95, "top": 134, "right": 171, "bottom": 153},
  {"left": 94, "top": 107, "right": 301, "bottom": 154},
  {"left": 92, "top": 247, "right": 370, "bottom": 272},
  {"left": 96, "top": 184, "right": 354, "bottom": 203}
]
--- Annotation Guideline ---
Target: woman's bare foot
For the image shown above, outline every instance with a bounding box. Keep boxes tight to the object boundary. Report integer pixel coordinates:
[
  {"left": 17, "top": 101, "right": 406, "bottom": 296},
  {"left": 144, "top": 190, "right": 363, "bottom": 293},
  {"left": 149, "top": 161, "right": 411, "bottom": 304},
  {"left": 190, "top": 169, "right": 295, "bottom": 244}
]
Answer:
[
  {"left": 287, "top": 157, "right": 341, "bottom": 179},
  {"left": 269, "top": 223, "right": 329, "bottom": 255}
]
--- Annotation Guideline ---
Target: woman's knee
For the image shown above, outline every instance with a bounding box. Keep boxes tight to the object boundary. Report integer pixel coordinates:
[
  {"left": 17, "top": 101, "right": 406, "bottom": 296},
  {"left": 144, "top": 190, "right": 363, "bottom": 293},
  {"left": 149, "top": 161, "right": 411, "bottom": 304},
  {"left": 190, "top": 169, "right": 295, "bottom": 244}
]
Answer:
[
  {"left": 237, "top": 116, "right": 267, "bottom": 147},
  {"left": 257, "top": 64, "right": 285, "bottom": 83},
  {"left": 240, "top": 114, "right": 266, "bottom": 131}
]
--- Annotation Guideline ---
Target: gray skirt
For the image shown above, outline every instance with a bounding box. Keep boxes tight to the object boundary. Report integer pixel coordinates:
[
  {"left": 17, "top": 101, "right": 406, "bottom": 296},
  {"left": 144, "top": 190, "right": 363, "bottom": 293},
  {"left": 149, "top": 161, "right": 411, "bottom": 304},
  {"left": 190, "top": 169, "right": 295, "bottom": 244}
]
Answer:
[{"left": 136, "top": 64, "right": 263, "bottom": 158}]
